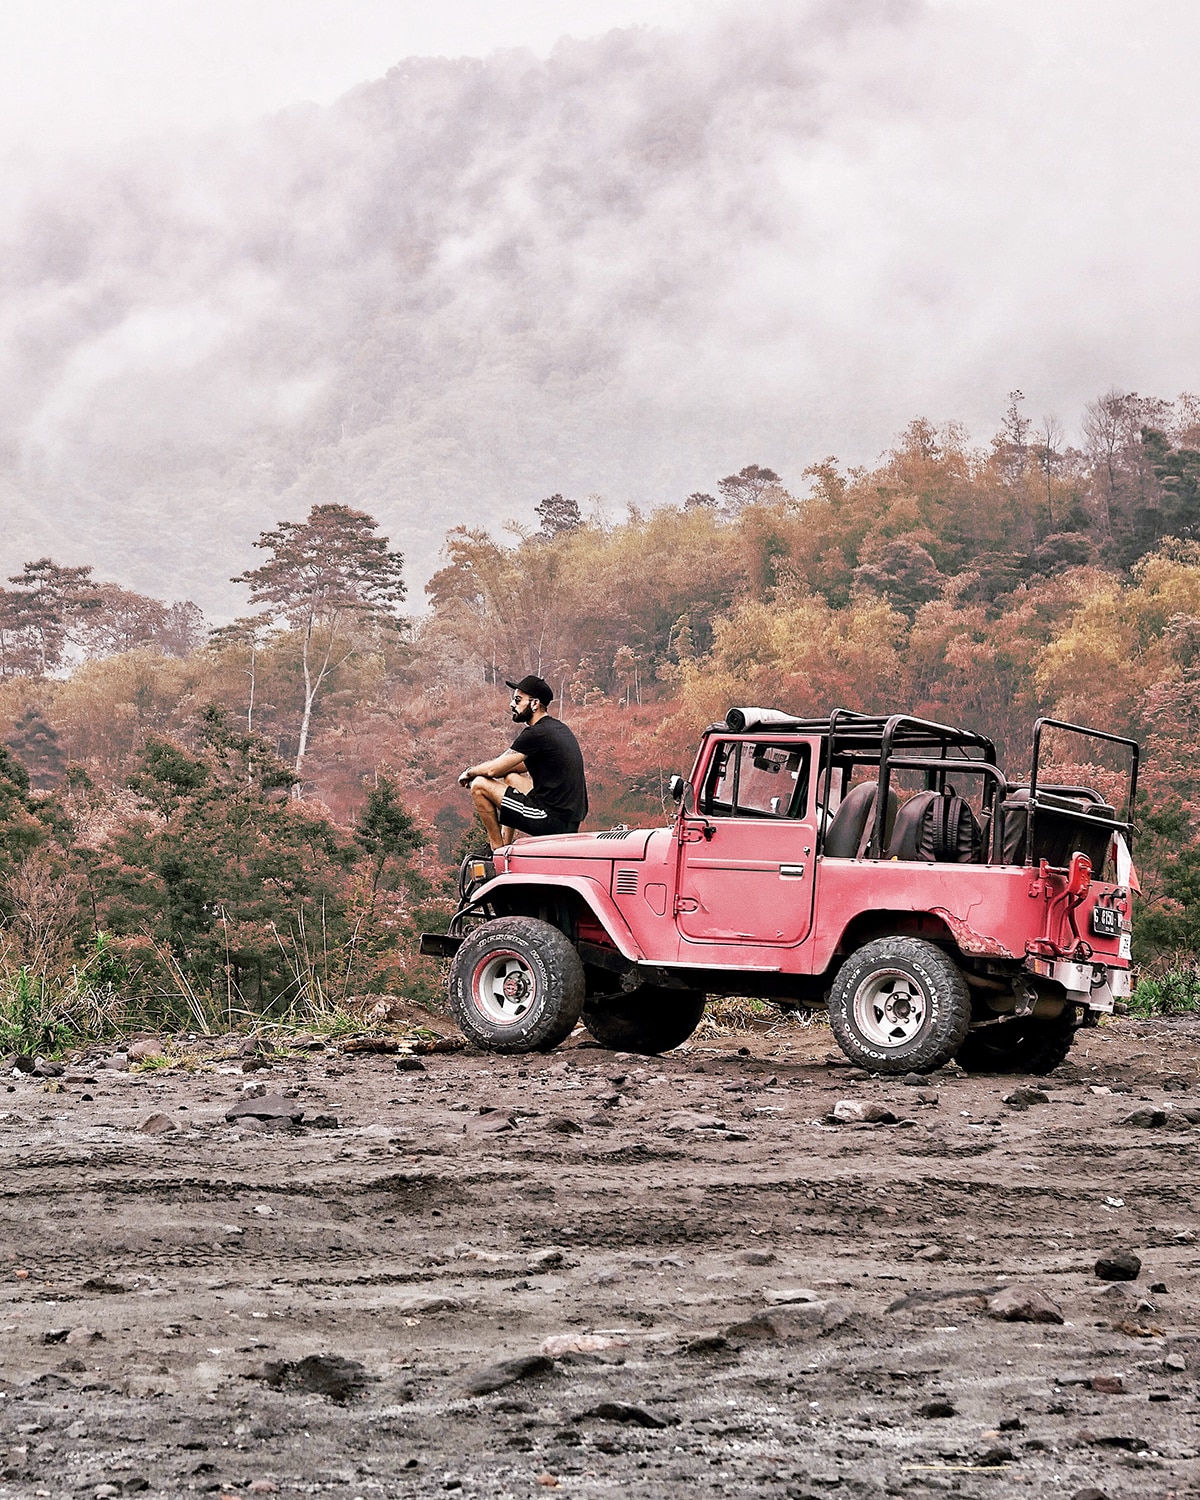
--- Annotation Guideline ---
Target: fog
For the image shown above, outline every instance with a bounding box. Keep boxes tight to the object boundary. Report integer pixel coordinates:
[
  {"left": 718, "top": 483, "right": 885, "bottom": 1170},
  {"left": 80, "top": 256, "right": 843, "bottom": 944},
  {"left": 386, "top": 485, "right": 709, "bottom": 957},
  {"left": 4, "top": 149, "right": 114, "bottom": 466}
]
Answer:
[{"left": 1, "top": 0, "right": 1197, "bottom": 614}]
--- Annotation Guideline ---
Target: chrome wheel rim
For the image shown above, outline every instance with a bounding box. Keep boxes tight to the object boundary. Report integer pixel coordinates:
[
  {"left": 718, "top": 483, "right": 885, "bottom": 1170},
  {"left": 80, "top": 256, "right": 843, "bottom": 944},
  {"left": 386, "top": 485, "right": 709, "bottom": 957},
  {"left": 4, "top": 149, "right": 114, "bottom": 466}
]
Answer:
[
  {"left": 472, "top": 950, "right": 538, "bottom": 1025},
  {"left": 852, "top": 968, "right": 928, "bottom": 1048}
]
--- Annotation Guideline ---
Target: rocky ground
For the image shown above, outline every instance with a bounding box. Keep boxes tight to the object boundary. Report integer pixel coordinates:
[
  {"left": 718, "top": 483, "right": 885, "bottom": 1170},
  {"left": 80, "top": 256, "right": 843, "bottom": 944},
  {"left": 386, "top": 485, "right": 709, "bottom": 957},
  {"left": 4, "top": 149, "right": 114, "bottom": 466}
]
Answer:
[{"left": 0, "top": 1015, "right": 1198, "bottom": 1500}]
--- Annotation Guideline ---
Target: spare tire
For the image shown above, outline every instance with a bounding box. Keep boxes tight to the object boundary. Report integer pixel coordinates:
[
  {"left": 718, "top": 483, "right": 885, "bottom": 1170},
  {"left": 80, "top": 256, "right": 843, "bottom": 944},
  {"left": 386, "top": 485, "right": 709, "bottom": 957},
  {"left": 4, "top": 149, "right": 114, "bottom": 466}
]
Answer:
[{"left": 583, "top": 987, "right": 707, "bottom": 1054}]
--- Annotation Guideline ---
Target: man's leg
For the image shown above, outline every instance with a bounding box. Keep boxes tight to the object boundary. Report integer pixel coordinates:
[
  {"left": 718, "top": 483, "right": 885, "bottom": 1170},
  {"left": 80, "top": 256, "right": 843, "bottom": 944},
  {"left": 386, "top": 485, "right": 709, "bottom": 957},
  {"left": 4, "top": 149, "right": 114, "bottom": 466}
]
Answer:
[{"left": 469, "top": 777, "right": 507, "bottom": 851}]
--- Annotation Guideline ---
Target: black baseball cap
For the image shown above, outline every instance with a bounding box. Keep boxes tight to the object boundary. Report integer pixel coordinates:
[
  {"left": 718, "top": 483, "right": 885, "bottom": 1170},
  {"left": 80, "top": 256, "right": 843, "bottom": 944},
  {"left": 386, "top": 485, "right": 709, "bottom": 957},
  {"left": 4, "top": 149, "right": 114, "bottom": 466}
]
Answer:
[{"left": 506, "top": 674, "right": 554, "bottom": 705}]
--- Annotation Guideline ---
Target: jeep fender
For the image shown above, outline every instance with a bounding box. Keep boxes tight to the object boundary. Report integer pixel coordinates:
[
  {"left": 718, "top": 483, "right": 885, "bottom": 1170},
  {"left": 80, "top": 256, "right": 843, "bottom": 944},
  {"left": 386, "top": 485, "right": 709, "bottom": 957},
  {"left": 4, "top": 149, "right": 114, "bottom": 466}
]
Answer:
[{"left": 469, "top": 873, "right": 645, "bottom": 963}]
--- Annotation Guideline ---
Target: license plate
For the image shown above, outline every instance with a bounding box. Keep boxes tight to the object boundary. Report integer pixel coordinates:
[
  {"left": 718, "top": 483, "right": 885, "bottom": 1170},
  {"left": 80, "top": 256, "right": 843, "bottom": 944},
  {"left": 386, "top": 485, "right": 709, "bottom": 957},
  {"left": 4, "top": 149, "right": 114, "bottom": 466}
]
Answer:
[{"left": 1091, "top": 906, "right": 1122, "bottom": 938}]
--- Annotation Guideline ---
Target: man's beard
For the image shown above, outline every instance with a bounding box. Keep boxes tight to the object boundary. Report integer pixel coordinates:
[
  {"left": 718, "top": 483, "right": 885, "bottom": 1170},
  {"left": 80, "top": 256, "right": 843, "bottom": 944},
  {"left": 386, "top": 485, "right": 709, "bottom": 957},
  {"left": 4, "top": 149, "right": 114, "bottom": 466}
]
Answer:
[{"left": 511, "top": 704, "right": 534, "bottom": 723}]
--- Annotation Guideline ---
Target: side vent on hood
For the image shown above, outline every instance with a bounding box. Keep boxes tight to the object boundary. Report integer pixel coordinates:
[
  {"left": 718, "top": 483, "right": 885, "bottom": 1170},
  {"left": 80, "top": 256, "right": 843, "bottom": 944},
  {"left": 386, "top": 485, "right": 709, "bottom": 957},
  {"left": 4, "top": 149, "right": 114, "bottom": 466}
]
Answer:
[
  {"left": 615, "top": 868, "right": 639, "bottom": 896},
  {"left": 597, "top": 827, "right": 631, "bottom": 839}
]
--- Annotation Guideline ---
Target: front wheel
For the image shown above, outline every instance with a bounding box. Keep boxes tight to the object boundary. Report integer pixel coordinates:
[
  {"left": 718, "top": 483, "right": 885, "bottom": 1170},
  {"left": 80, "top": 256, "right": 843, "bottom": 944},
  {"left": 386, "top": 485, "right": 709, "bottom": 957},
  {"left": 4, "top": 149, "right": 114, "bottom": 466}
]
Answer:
[
  {"left": 828, "top": 937, "right": 971, "bottom": 1074},
  {"left": 448, "top": 917, "right": 585, "bottom": 1053},
  {"left": 583, "top": 987, "right": 707, "bottom": 1054},
  {"left": 956, "top": 1008, "right": 1078, "bottom": 1075}
]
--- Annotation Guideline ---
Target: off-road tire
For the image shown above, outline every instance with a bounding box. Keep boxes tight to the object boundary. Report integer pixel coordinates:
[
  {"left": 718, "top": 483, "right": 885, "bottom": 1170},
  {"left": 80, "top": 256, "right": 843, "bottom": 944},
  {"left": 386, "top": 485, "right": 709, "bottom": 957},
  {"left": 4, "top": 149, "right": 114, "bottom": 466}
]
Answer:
[
  {"left": 956, "top": 1007, "right": 1078, "bottom": 1075},
  {"left": 448, "top": 917, "right": 585, "bottom": 1054},
  {"left": 583, "top": 987, "right": 707, "bottom": 1055},
  {"left": 828, "top": 937, "right": 972, "bottom": 1074}
]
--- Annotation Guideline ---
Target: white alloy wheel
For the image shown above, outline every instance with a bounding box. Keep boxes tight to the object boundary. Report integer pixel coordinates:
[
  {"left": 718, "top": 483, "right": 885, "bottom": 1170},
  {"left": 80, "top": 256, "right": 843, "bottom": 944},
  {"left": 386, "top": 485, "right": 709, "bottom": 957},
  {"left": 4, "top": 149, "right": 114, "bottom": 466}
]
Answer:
[
  {"left": 472, "top": 950, "right": 537, "bottom": 1024},
  {"left": 851, "top": 968, "right": 929, "bottom": 1047}
]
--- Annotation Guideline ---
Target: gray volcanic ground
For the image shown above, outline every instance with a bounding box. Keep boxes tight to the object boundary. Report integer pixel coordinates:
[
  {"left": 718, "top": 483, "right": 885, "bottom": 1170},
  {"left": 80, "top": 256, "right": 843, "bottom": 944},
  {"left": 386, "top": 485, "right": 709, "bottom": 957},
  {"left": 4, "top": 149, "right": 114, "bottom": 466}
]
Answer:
[{"left": 0, "top": 1015, "right": 1197, "bottom": 1498}]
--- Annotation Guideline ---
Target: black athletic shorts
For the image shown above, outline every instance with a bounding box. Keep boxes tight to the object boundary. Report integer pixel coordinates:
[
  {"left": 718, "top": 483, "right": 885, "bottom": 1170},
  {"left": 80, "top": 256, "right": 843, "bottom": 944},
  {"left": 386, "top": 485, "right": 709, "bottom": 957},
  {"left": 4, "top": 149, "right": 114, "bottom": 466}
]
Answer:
[{"left": 498, "top": 789, "right": 580, "bottom": 837}]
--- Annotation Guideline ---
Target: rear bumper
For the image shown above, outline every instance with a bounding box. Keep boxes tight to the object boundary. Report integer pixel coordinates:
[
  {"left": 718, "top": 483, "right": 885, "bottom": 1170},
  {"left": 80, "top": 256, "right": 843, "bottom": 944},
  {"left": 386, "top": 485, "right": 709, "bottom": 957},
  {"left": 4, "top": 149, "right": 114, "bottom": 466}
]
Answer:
[{"left": 1024, "top": 954, "right": 1131, "bottom": 1012}]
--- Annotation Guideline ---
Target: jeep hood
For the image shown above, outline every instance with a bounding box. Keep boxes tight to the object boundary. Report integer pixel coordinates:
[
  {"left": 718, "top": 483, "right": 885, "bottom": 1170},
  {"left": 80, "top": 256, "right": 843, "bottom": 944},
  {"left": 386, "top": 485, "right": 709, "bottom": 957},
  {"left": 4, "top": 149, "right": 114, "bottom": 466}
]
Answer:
[{"left": 501, "top": 828, "right": 657, "bottom": 863}]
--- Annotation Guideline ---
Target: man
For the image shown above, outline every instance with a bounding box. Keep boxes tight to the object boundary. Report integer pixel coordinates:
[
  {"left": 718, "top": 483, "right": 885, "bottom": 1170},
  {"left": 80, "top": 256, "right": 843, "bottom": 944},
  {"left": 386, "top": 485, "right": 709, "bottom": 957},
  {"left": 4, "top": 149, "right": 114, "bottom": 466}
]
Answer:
[{"left": 459, "top": 675, "right": 588, "bottom": 851}]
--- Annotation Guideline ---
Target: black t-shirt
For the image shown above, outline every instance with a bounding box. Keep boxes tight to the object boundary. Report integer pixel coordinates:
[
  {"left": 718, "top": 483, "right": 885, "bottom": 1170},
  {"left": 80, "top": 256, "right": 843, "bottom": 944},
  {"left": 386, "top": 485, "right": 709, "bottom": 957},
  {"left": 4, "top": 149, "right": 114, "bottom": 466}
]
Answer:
[{"left": 511, "top": 715, "right": 588, "bottom": 823}]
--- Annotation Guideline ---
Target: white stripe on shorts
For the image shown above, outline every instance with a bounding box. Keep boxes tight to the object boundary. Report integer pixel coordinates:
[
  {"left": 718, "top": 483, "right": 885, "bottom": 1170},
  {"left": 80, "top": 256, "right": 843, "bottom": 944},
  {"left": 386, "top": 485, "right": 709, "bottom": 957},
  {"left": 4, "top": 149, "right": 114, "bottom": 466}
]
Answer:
[{"left": 501, "top": 793, "right": 549, "bottom": 819}]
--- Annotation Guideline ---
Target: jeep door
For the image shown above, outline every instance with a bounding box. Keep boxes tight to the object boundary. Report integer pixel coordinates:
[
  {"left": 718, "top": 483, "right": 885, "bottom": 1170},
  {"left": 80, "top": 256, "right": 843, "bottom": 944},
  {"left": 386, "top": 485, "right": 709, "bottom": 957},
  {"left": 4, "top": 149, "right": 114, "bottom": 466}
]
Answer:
[{"left": 675, "top": 737, "right": 818, "bottom": 946}]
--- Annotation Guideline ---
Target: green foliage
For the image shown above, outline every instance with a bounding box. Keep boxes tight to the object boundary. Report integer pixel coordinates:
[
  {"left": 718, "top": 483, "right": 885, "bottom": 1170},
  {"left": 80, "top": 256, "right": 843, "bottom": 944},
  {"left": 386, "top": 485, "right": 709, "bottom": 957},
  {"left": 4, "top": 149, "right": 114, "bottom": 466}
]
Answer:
[{"left": 1128, "top": 956, "right": 1200, "bottom": 1018}]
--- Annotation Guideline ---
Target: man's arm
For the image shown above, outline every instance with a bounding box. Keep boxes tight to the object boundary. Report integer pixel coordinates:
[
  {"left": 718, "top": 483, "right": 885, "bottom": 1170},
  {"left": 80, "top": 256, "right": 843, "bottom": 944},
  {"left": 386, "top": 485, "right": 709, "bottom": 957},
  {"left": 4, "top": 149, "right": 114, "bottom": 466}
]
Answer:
[{"left": 459, "top": 749, "right": 527, "bottom": 786}]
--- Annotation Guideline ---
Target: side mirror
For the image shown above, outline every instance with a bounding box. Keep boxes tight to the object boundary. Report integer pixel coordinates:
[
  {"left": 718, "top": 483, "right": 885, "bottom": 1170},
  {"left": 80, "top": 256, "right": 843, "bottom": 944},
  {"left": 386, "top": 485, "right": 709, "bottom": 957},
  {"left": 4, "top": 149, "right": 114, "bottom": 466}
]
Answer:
[{"left": 668, "top": 774, "right": 687, "bottom": 802}]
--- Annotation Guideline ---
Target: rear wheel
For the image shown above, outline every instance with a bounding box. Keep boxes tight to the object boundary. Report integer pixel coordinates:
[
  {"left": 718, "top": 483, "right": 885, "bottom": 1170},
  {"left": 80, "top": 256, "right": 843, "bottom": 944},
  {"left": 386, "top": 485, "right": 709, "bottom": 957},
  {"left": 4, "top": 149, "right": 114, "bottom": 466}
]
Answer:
[
  {"left": 956, "top": 1008, "right": 1078, "bottom": 1075},
  {"left": 448, "top": 917, "right": 585, "bottom": 1053},
  {"left": 828, "top": 937, "right": 972, "bottom": 1074},
  {"left": 583, "top": 987, "right": 707, "bottom": 1055}
]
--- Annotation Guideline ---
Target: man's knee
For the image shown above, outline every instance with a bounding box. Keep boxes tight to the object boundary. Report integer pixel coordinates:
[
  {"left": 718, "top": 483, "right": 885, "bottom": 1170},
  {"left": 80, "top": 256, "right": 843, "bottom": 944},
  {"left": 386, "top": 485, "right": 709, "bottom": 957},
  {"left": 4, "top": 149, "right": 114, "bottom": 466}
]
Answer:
[{"left": 470, "top": 776, "right": 502, "bottom": 805}]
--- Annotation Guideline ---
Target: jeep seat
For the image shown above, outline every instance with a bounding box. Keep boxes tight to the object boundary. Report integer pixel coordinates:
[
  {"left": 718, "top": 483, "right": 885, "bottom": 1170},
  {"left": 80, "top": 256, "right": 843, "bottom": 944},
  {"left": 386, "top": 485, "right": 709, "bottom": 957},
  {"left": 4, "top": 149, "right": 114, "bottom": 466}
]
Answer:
[{"left": 823, "top": 781, "right": 898, "bottom": 858}]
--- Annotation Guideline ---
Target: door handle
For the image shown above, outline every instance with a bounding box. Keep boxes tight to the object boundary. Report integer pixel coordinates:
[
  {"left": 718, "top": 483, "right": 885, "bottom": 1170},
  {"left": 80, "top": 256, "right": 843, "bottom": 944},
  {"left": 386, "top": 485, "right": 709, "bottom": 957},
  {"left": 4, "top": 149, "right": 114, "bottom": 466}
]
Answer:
[
  {"left": 674, "top": 896, "right": 699, "bottom": 914},
  {"left": 779, "top": 864, "right": 805, "bottom": 878}
]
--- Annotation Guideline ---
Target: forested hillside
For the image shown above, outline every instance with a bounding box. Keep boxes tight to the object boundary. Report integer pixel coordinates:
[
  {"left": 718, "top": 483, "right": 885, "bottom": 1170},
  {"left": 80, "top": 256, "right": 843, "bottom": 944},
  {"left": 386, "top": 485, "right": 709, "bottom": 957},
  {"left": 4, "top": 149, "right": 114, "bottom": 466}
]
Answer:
[{"left": 0, "top": 386, "right": 1199, "bottom": 1041}]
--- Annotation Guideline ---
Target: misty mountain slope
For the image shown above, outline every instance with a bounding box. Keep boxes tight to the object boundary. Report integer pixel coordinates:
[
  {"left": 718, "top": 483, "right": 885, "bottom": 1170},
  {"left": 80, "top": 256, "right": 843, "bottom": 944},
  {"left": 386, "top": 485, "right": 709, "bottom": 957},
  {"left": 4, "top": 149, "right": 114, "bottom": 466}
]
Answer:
[{"left": 1, "top": 1, "right": 1196, "bottom": 613}]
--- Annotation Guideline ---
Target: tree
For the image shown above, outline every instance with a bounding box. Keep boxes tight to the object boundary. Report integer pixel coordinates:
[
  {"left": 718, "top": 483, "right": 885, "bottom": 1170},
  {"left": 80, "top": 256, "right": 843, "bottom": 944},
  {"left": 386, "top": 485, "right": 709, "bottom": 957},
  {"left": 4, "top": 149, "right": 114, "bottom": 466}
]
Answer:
[
  {"left": 208, "top": 616, "right": 281, "bottom": 734},
  {"left": 535, "top": 494, "right": 583, "bottom": 537},
  {"left": 354, "top": 769, "right": 424, "bottom": 901},
  {"left": 3, "top": 559, "right": 100, "bottom": 675},
  {"left": 717, "top": 465, "right": 782, "bottom": 512},
  {"left": 992, "top": 390, "right": 1032, "bottom": 486},
  {"left": 234, "top": 504, "right": 406, "bottom": 792}
]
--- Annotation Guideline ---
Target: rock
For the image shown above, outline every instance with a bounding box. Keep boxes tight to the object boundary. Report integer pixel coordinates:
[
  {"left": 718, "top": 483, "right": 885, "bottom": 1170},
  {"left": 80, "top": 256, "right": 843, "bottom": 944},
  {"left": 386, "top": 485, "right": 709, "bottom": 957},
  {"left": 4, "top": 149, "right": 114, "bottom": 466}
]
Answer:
[
  {"left": 576, "top": 1401, "right": 671, "bottom": 1429},
  {"left": 763, "top": 1287, "right": 821, "bottom": 1305},
  {"left": 127, "top": 1039, "right": 164, "bottom": 1062},
  {"left": 225, "top": 1094, "right": 304, "bottom": 1124},
  {"left": 1121, "top": 1108, "right": 1168, "bottom": 1128},
  {"left": 32, "top": 1060, "right": 64, "bottom": 1078},
  {"left": 248, "top": 1483, "right": 280, "bottom": 1495},
  {"left": 395, "top": 1056, "right": 426, "bottom": 1072},
  {"left": 986, "top": 1285, "right": 1063, "bottom": 1324},
  {"left": 65, "top": 1327, "right": 104, "bottom": 1345},
  {"left": 1003, "top": 1087, "right": 1049, "bottom": 1110},
  {"left": 465, "top": 1109, "right": 516, "bottom": 1135},
  {"left": 239, "top": 1036, "right": 262, "bottom": 1056},
  {"left": 901, "top": 1072, "right": 930, "bottom": 1085},
  {"left": 540, "top": 1333, "right": 629, "bottom": 1357},
  {"left": 139, "top": 1112, "right": 177, "bottom": 1135},
  {"left": 1178, "top": 1107, "right": 1200, "bottom": 1124},
  {"left": 256, "top": 1353, "right": 372, "bottom": 1403},
  {"left": 1071, "top": 1490, "right": 1110, "bottom": 1500},
  {"left": 528, "top": 1248, "right": 569, "bottom": 1272},
  {"left": 664, "top": 1112, "right": 727, "bottom": 1133},
  {"left": 43, "top": 1328, "right": 69, "bottom": 1343},
  {"left": 1089, "top": 1374, "right": 1126, "bottom": 1394},
  {"left": 1095, "top": 1249, "right": 1141, "bottom": 1282},
  {"left": 831, "top": 1100, "right": 898, "bottom": 1124},
  {"left": 915, "top": 1244, "right": 948, "bottom": 1262},
  {"left": 726, "top": 1298, "right": 851, "bottom": 1340},
  {"left": 545, "top": 1115, "right": 583, "bottom": 1134},
  {"left": 739, "top": 1250, "right": 776, "bottom": 1266},
  {"left": 94, "top": 1486, "right": 121, "bottom": 1499},
  {"left": 917, "top": 1399, "right": 956, "bottom": 1418},
  {"left": 684, "top": 1333, "right": 730, "bottom": 1355},
  {"left": 461, "top": 1353, "right": 553, "bottom": 1395},
  {"left": 396, "top": 1293, "right": 464, "bottom": 1315},
  {"left": 101, "top": 1054, "right": 129, "bottom": 1071}
]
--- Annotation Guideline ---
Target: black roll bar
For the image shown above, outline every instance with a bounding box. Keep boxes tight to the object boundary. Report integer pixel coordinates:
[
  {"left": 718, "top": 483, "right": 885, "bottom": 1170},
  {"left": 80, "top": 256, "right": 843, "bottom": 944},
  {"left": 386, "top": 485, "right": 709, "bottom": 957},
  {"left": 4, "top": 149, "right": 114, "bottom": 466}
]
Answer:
[{"left": 1029, "top": 718, "right": 1140, "bottom": 862}]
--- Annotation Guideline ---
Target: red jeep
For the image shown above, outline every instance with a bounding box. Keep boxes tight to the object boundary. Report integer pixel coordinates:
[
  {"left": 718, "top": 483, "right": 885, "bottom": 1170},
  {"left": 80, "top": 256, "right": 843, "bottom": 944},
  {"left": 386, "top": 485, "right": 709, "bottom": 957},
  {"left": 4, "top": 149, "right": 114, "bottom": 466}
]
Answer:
[{"left": 422, "top": 709, "right": 1139, "bottom": 1074}]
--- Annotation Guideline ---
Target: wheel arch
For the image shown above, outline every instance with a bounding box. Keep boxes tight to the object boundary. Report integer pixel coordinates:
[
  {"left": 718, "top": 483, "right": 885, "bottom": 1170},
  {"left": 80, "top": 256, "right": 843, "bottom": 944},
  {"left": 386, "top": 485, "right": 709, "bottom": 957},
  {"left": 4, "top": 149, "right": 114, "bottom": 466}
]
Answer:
[
  {"left": 831, "top": 909, "right": 959, "bottom": 969},
  {"left": 473, "top": 874, "right": 644, "bottom": 962}
]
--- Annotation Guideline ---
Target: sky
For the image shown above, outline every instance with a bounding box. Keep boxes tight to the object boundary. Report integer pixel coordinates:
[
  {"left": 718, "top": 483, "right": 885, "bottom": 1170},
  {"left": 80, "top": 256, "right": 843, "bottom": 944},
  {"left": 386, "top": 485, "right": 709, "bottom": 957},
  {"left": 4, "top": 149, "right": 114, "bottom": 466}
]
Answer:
[
  {"left": 0, "top": 0, "right": 714, "bottom": 158},
  {"left": 2, "top": 0, "right": 1199, "bottom": 613}
]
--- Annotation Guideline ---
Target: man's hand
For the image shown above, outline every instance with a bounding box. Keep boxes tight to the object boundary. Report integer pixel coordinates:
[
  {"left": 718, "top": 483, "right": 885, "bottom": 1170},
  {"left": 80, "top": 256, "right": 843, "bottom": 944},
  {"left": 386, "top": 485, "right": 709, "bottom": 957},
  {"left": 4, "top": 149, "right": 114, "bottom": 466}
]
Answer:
[{"left": 458, "top": 769, "right": 473, "bottom": 787}]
